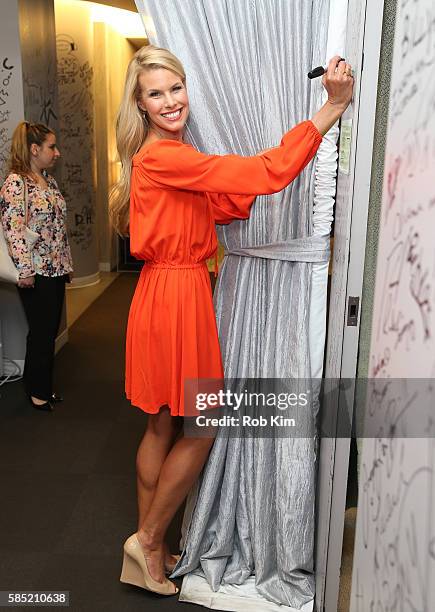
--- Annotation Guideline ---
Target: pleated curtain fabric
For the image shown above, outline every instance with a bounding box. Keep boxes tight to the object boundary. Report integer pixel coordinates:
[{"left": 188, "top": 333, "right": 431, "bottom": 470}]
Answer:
[{"left": 136, "top": 1, "right": 330, "bottom": 607}]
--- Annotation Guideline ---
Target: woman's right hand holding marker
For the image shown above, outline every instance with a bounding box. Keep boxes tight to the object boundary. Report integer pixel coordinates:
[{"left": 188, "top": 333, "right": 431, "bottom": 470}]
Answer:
[{"left": 311, "top": 55, "right": 354, "bottom": 136}]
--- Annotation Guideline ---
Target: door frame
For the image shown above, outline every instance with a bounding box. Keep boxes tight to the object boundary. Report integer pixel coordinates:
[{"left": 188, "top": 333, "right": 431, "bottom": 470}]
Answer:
[{"left": 315, "top": 0, "right": 385, "bottom": 610}]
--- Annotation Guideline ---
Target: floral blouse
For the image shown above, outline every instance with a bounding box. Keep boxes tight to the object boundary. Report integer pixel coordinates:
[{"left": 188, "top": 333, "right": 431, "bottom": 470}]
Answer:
[{"left": 0, "top": 172, "right": 73, "bottom": 279}]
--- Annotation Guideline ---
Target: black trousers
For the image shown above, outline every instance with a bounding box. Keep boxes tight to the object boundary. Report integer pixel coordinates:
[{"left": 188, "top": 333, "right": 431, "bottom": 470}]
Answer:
[{"left": 17, "top": 274, "right": 67, "bottom": 401}]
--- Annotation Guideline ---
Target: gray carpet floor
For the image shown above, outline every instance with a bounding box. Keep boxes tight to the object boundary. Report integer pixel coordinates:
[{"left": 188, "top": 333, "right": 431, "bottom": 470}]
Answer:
[
  {"left": 0, "top": 274, "right": 202, "bottom": 611},
  {"left": 0, "top": 273, "right": 357, "bottom": 611}
]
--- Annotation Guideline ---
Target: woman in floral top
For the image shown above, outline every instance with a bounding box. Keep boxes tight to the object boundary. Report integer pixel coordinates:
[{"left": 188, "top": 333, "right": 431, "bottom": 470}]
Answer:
[{"left": 0, "top": 121, "right": 73, "bottom": 411}]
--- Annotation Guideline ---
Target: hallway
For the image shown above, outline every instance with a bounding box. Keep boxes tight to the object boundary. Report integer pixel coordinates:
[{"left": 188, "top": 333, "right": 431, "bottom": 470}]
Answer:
[
  {"left": 0, "top": 274, "right": 356, "bottom": 611},
  {"left": 0, "top": 274, "right": 200, "bottom": 611}
]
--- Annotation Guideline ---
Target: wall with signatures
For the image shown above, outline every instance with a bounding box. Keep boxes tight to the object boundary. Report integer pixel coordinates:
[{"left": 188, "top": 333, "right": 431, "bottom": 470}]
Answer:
[
  {"left": 351, "top": 0, "right": 435, "bottom": 610},
  {"left": 18, "top": 0, "right": 59, "bottom": 131},
  {"left": 0, "top": 0, "right": 25, "bottom": 182},
  {"left": 0, "top": 0, "right": 30, "bottom": 364},
  {"left": 54, "top": 0, "right": 99, "bottom": 281}
]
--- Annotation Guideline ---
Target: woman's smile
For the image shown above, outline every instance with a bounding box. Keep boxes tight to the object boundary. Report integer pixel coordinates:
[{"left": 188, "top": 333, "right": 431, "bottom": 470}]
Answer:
[
  {"left": 160, "top": 108, "right": 183, "bottom": 121},
  {"left": 137, "top": 68, "right": 189, "bottom": 140}
]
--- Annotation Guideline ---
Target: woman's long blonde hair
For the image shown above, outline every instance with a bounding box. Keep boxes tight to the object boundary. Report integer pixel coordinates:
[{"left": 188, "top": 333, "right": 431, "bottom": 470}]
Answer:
[{"left": 109, "top": 45, "right": 186, "bottom": 236}]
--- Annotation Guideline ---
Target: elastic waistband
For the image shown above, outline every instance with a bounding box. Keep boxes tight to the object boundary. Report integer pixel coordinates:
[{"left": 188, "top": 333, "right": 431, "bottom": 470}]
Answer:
[{"left": 144, "top": 261, "right": 207, "bottom": 270}]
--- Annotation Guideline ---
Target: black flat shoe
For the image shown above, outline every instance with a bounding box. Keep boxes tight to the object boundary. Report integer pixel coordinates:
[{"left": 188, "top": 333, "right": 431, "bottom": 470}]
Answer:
[
  {"left": 29, "top": 397, "right": 54, "bottom": 412},
  {"left": 51, "top": 393, "right": 63, "bottom": 403}
]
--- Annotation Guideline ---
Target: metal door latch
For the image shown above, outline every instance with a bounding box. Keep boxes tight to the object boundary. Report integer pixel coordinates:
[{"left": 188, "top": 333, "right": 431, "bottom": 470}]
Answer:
[{"left": 347, "top": 296, "right": 360, "bottom": 326}]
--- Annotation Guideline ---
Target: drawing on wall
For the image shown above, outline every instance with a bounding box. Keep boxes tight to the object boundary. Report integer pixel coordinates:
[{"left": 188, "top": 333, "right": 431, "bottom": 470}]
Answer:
[
  {"left": 351, "top": 0, "right": 435, "bottom": 610},
  {"left": 56, "top": 33, "right": 95, "bottom": 251},
  {"left": 23, "top": 72, "right": 58, "bottom": 126},
  {"left": 0, "top": 57, "right": 16, "bottom": 175}
]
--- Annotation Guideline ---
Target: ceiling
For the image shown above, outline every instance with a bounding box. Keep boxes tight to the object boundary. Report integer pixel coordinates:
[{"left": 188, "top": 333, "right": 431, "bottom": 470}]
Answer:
[{"left": 82, "top": 0, "right": 138, "bottom": 11}]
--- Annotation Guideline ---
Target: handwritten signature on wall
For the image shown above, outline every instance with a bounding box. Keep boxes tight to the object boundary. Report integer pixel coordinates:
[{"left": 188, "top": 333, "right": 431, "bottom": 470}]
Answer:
[
  {"left": 354, "top": 0, "right": 435, "bottom": 610},
  {"left": 56, "top": 33, "right": 95, "bottom": 250},
  {"left": 0, "top": 57, "right": 15, "bottom": 177}
]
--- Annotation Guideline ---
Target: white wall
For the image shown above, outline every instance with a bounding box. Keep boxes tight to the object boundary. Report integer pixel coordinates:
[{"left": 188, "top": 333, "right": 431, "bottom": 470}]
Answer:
[
  {"left": 350, "top": 0, "right": 435, "bottom": 608},
  {"left": 0, "top": 0, "right": 56, "bottom": 365},
  {"left": 0, "top": 0, "right": 25, "bottom": 182}
]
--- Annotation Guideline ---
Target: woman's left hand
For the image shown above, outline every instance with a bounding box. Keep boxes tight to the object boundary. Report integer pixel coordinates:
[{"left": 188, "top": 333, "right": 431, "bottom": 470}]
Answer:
[{"left": 17, "top": 275, "right": 35, "bottom": 289}]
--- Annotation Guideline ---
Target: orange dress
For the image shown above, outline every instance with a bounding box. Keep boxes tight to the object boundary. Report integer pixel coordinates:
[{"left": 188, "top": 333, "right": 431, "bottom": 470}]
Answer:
[{"left": 125, "top": 120, "right": 322, "bottom": 416}]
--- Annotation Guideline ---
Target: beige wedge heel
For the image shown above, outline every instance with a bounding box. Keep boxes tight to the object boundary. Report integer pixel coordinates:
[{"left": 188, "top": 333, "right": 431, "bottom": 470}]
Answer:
[
  {"left": 120, "top": 552, "right": 147, "bottom": 588},
  {"left": 120, "top": 533, "right": 178, "bottom": 596}
]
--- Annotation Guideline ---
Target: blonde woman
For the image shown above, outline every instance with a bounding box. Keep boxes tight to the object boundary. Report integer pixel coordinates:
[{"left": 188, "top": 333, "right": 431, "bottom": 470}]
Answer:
[
  {"left": 111, "top": 45, "right": 353, "bottom": 596},
  {"left": 0, "top": 122, "right": 72, "bottom": 412}
]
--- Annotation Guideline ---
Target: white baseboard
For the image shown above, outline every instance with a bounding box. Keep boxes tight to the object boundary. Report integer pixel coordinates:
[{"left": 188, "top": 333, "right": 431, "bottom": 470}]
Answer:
[{"left": 67, "top": 271, "right": 101, "bottom": 289}]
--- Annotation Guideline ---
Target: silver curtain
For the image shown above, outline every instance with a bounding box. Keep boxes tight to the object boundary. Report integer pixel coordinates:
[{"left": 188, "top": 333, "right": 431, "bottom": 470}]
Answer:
[{"left": 136, "top": 1, "right": 330, "bottom": 607}]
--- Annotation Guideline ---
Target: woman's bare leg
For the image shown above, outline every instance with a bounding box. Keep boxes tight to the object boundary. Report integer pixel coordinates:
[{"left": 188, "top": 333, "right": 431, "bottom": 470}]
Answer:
[
  {"left": 136, "top": 407, "right": 182, "bottom": 570},
  {"left": 136, "top": 408, "right": 181, "bottom": 527},
  {"left": 136, "top": 435, "right": 215, "bottom": 583}
]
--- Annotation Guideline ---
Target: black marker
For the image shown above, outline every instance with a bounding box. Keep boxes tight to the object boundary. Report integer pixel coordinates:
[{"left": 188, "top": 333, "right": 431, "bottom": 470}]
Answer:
[{"left": 308, "top": 58, "right": 346, "bottom": 79}]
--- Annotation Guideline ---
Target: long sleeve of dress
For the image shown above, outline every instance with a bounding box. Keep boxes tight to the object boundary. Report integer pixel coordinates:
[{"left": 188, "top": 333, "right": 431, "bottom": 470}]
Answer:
[
  {"left": 0, "top": 174, "right": 34, "bottom": 278},
  {"left": 207, "top": 192, "right": 257, "bottom": 224},
  {"left": 139, "top": 120, "right": 322, "bottom": 196}
]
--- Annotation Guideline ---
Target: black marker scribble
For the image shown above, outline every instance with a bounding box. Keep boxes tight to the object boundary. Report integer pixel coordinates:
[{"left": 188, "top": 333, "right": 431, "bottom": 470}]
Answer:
[
  {"left": 56, "top": 33, "right": 95, "bottom": 250},
  {"left": 361, "top": 437, "right": 432, "bottom": 611},
  {"left": 2, "top": 58, "right": 13, "bottom": 70},
  {"left": 355, "top": 3, "right": 435, "bottom": 608},
  {"left": 0, "top": 58, "right": 15, "bottom": 175},
  {"left": 406, "top": 231, "right": 431, "bottom": 340}
]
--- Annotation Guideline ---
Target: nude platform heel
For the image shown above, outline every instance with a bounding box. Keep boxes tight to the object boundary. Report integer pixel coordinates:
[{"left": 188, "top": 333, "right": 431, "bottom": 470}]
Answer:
[{"left": 120, "top": 533, "right": 179, "bottom": 596}]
